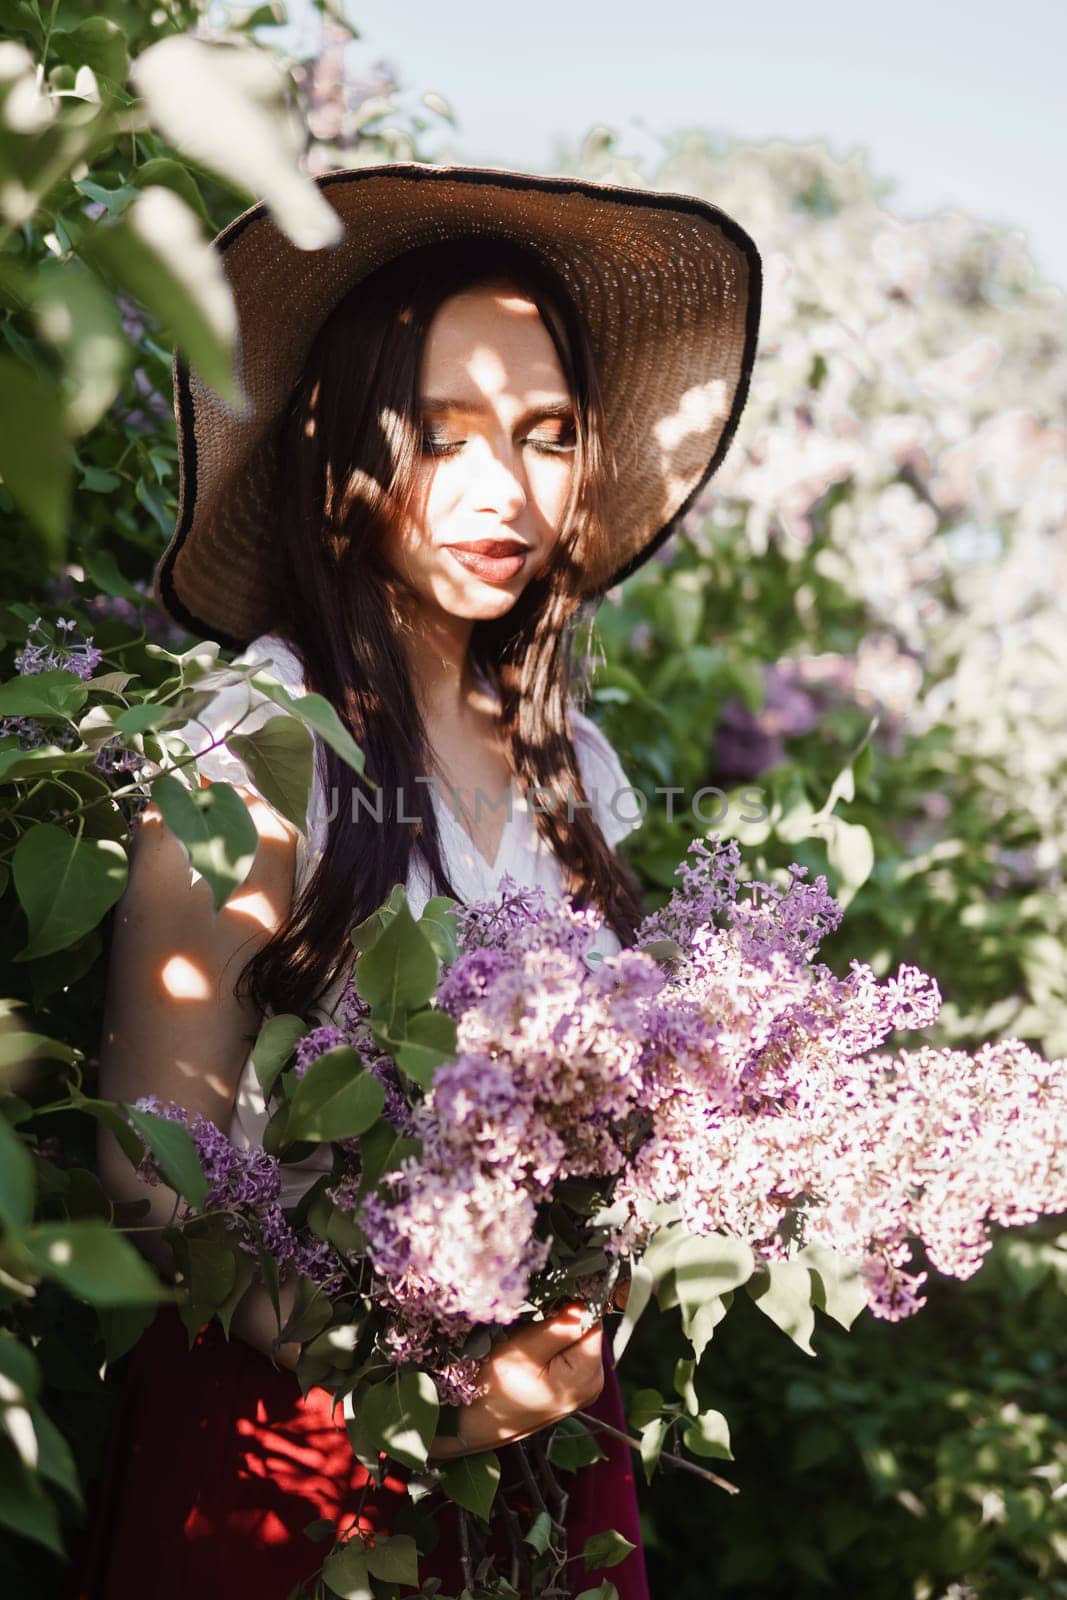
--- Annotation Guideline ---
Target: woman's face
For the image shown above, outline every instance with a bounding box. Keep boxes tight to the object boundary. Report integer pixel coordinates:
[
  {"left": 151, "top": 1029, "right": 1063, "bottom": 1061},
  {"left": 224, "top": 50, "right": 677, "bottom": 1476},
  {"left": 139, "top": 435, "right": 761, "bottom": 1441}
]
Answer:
[{"left": 384, "top": 281, "right": 577, "bottom": 622}]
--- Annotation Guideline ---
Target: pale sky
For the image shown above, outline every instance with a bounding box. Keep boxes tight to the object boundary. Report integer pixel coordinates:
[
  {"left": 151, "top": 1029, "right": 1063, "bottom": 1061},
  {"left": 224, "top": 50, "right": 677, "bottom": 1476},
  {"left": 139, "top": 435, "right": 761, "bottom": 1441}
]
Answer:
[{"left": 261, "top": 0, "right": 1066, "bottom": 290}]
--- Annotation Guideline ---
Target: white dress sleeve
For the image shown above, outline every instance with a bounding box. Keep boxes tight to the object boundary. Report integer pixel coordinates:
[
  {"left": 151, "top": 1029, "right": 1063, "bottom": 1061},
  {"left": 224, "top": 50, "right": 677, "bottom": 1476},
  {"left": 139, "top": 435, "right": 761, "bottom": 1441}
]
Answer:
[
  {"left": 569, "top": 704, "right": 644, "bottom": 848},
  {"left": 168, "top": 630, "right": 310, "bottom": 798}
]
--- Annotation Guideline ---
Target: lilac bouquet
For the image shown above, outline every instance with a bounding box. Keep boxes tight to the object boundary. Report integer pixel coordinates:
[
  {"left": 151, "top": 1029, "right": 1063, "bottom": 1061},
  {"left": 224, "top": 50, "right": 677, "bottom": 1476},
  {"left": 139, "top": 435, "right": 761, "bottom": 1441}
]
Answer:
[{"left": 131, "top": 836, "right": 1067, "bottom": 1598}]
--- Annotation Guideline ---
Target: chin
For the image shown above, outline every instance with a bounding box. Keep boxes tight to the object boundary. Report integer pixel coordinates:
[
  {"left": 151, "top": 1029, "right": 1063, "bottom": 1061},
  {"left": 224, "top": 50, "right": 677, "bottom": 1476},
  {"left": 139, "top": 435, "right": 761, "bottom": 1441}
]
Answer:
[
  {"left": 424, "top": 570, "right": 531, "bottom": 620},
  {"left": 444, "top": 586, "right": 521, "bottom": 620}
]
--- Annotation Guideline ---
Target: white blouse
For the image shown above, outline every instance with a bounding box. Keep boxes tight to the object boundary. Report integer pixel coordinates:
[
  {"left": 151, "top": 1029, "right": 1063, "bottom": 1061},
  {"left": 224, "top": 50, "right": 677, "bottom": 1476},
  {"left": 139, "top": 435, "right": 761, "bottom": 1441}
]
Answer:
[{"left": 170, "top": 631, "right": 642, "bottom": 1206}]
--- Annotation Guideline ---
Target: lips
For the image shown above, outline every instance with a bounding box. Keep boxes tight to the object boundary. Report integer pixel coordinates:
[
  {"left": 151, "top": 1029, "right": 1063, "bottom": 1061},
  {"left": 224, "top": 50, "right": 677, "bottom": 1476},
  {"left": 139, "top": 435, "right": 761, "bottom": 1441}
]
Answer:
[
  {"left": 445, "top": 540, "right": 529, "bottom": 585},
  {"left": 447, "top": 540, "right": 529, "bottom": 556}
]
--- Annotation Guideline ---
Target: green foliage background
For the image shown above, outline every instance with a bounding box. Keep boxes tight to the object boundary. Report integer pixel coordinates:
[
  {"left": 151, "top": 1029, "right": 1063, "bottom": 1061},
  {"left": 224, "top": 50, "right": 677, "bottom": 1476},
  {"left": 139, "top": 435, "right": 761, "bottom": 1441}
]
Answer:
[{"left": 0, "top": 1, "right": 1063, "bottom": 1596}]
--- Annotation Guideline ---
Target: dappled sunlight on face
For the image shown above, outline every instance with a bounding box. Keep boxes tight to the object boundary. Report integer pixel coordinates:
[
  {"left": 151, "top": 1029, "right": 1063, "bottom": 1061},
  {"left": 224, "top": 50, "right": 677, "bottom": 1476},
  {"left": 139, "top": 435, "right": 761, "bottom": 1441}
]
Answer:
[{"left": 382, "top": 284, "right": 576, "bottom": 627}]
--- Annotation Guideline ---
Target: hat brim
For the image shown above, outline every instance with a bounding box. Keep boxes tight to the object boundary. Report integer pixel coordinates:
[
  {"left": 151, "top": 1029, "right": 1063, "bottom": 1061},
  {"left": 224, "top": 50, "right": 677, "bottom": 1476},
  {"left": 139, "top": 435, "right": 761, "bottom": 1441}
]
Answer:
[{"left": 154, "top": 161, "right": 762, "bottom": 648}]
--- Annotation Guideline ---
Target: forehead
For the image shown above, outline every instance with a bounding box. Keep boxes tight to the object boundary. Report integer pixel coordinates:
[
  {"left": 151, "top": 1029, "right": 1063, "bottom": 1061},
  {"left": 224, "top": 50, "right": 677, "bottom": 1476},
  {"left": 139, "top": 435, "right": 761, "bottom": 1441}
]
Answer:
[{"left": 420, "top": 284, "right": 569, "bottom": 400}]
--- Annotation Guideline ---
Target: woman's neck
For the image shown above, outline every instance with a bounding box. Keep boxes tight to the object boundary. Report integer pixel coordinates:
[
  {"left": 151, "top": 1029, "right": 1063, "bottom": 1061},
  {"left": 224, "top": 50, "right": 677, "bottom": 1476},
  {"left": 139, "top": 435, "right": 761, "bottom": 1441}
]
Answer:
[{"left": 398, "top": 606, "right": 483, "bottom": 724}]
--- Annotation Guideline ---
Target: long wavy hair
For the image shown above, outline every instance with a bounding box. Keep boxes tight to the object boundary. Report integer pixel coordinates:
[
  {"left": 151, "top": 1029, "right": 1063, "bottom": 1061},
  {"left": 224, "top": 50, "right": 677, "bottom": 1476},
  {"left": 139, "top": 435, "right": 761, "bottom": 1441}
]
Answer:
[{"left": 236, "top": 234, "right": 647, "bottom": 1023}]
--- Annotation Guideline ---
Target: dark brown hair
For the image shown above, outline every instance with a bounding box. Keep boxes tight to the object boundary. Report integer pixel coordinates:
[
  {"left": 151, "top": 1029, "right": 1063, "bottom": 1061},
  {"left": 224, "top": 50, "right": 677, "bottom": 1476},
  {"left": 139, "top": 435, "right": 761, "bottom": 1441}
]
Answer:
[{"left": 236, "top": 234, "right": 647, "bottom": 1022}]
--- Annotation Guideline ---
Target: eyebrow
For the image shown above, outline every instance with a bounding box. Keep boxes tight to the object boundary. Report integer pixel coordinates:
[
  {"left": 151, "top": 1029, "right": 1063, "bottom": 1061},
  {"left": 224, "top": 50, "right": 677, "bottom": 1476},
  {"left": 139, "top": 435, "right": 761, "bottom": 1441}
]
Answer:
[{"left": 420, "top": 396, "right": 575, "bottom": 428}]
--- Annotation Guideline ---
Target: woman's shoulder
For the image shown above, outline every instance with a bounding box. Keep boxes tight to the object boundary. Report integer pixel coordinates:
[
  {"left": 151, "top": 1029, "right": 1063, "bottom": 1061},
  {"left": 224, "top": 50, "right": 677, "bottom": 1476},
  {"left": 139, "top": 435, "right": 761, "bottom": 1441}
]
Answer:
[{"left": 568, "top": 701, "right": 643, "bottom": 849}]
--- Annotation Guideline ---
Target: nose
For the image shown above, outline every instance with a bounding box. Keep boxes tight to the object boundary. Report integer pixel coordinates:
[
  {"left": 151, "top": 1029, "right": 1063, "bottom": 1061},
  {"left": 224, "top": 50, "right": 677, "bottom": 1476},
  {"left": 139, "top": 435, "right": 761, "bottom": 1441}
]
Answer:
[{"left": 470, "top": 440, "right": 527, "bottom": 521}]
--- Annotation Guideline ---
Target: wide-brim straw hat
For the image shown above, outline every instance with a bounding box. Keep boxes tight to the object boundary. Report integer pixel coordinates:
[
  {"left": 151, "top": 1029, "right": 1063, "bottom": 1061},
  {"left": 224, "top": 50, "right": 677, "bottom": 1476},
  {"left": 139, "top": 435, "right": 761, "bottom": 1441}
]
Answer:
[{"left": 153, "top": 161, "right": 762, "bottom": 650}]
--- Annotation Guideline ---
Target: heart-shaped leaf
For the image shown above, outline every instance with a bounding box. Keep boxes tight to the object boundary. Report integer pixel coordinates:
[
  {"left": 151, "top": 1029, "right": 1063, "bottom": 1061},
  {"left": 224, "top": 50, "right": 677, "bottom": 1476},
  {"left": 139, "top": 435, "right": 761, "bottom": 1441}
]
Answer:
[{"left": 12, "top": 825, "right": 127, "bottom": 961}]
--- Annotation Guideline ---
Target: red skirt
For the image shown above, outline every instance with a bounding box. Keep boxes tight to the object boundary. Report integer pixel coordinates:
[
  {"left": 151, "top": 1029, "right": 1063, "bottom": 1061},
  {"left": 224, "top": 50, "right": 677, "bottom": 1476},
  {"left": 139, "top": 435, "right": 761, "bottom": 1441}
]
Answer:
[{"left": 74, "top": 1306, "right": 650, "bottom": 1600}]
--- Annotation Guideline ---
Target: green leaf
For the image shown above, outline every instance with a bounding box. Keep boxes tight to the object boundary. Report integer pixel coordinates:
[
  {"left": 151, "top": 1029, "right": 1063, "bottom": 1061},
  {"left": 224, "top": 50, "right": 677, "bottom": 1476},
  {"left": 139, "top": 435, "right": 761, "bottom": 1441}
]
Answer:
[
  {"left": 113, "top": 702, "right": 170, "bottom": 736},
  {"left": 682, "top": 1407, "right": 733, "bottom": 1461},
  {"left": 0, "top": 355, "right": 71, "bottom": 558},
  {"left": 67, "top": 1093, "right": 144, "bottom": 1166},
  {"left": 30, "top": 1402, "right": 82, "bottom": 1504},
  {"left": 302, "top": 1516, "right": 335, "bottom": 1544},
  {"left": 635, "top": 1219, "right": 688, "bottom": 1285},
  {"left": 386, "top": 1007, "right": 457, "bottom": 1089},
  {"left": 31, "top": 257, "right": 127, "bottom": 432},
  {"left": 0, "top": 667, "right": 88, "bottom": 721},
  {"left": 348, "top": 890, "right": 405, "bottom": 959},
  {"left": 418, "top": 896, "right": 460, "bottom": 963},
  {"left": 82, "top": 186, "right": 241, "bottom": 405},
  {"left": 150, "top": 771, "right": 258, "bottom": 912},
  {"left": 355, "top": 1122, "right": 419, "bottom": 1198},
  {"left": 796, "top": 1241, "right": 868, "bottom": 1331},
  {"left": 252, "top": 1013, "right": 306, "bottom": 1098},
  {"left": 22, "top": 1222, "right": 164, "bottom": 1306},
  {"left": 667, "top": 1232, "right": 755, "bottom": 1344},
  {"left": 548, "top": 1415, "right": 606, "bottom": 1472},
  {"left": 638, "top": 1417, "right": 668, "bottom": 1484},
  {"left": 322, "top": 1540, "right": 371, "bottom": 1599},
  {"left": 169, "top": 1231, "right": 239, "bottom": 1338},
  {"left": 627, "top": 1389, "right": 663, "bottom": 1431},
  {"left": 611, "top": 1259, "right": 652, "bottom": 1362},
  {"left": 748, "top": 1259, "right": 817, "bottom": 1355},
  {"left": 251, "top": 677, "right": 366, "bottom": 777},
  {"left": 687, "top": 1294, "right": 730, "bottom": 1363},
  {"left": 277, "top": 1275, "right": 334, "bottom": 1347},
  {"left": 349, "top": 1371, "right": 439, "bottom": 1471},
  {"left": 440, "top": 1450, "right": 501, "bottom": 1521},
  {"left": 123, "top": 1106, "right": 208, "bottom": 1209},
  {"left": 824, "top": 815, "right": 875, "bottom": 905},
  {"left": 130, "top": 35, "right": 345, "bottom": 253},
  {"left": 582, "top": 1529, "right": 636, "bottom": 1570},
  {"left": 0, "top": 1336, "right": 39, "bottom": 1399},
  {"left": 0, "top": 1446, "right": 64, "bottom": 1555},
  {"left": 214, "top": 1248, "right": 257, "bottom": 1340},
  {"left": 355, "top": 901, "right": 439, "bottom": 1022},
  {"left": 0, "top": 745, "right": 90, "bottom": 784},
  {"left": 96, "top": 1302, "right": 159, "bottom": 1364},
  {"left": 229, "top": 714, "right": 315, "bottom": 835},
  {"left": 284, "top": 1047, "right": 385, "bottom": 1144},
  {"left": 12, "top": 824, "right": 127, "bottom": 961},
  {"left": 0, "top": 1116, "right": 33, "bottom": 1230},
  {"left": 52, "top": 16, "right": 129, "bottom": 85},
  {"left": 130, "top": 157, "right": 213, "bottom": 227},
  {"left": 575, "top": 1582, "right": 620, "bottom": 1600},
  {"left": 364, "top": 1532, "right": 419, "bottom": 1584},
  {"left": 305, "top": 1194, "right": 365, "bottom": 1258},
  {"left": 524, "top": 1508, "right": 553, "bottom": 1553},
  {"left": 62, "top": 1167, "right": 112, "bottom": 1222},
  {"left": 673, "top": 1359, "right": 699, "bottom": 1416}
]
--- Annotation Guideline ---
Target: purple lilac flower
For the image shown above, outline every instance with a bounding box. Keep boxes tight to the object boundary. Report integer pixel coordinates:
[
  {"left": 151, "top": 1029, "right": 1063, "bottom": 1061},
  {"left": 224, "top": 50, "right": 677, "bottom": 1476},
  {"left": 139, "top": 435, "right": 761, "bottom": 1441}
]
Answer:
[
  {"left": 129, "top": 1096, "right": 342, "bottom": 1293},
  {"left": 13, "top": 615, "right": 103, "bottom": 680},
  {"left": 349, "top": 835, "right": 1066, "bottom": 1348},
  {"left": 293, "top": 1024, "right": 348, "bottom": 1078}
]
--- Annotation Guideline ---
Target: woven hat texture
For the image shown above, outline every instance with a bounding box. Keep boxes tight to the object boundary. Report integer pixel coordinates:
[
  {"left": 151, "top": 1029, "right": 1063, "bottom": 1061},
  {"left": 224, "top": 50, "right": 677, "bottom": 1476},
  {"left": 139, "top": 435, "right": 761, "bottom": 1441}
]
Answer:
[{"left": 154, "top": 161, "right": 762, "bottom": 648}]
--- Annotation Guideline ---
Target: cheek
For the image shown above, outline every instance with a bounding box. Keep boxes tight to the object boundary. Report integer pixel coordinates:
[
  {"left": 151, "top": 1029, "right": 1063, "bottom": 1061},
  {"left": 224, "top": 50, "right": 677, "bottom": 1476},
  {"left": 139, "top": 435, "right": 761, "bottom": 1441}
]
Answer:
[
  {"left": 389, "top": 466, "right": 450, "bottom": 561},
  {"left": 529, "top": 457, "right": 574, "bottom": 530}
]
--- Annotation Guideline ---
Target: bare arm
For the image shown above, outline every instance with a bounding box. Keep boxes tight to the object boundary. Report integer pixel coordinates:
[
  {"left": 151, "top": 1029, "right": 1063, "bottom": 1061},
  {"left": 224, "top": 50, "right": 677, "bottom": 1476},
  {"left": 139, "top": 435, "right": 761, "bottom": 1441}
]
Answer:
[{"left": 96, "top": 777, "right": 301, "bottom": 1364}]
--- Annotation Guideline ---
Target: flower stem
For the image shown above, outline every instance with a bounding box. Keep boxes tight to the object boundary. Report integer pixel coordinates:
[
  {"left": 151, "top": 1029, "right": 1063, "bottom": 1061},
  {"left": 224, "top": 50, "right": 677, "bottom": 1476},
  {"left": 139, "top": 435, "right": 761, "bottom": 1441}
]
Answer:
[{"left": 575, "top": 1411, "right": 739, "bottom": 1495}]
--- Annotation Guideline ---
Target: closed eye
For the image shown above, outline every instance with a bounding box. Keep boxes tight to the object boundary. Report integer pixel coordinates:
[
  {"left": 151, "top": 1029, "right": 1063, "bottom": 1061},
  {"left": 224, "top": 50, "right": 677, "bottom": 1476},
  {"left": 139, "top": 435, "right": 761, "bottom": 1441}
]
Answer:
[{"left": 420, "top": 432, "right": 575, "bottom": 458}]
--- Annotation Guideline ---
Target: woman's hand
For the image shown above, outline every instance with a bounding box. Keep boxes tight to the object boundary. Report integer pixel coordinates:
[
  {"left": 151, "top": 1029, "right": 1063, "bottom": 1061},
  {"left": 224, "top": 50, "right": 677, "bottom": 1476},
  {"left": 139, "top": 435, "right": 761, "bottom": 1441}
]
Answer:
[{"left": 427, "top": 1301, "right": 604, "bottom": 1460}]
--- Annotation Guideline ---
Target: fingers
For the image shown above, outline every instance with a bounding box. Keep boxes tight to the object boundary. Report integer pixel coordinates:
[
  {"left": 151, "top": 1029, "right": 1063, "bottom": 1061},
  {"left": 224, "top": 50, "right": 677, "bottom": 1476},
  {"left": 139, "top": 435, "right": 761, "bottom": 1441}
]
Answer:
[
  {"left": 510, "top": 1300, "right": 595, "bottom": 1365},
  {"left": 548, "top": 1321, "right": 604, "bottom": 1408}
]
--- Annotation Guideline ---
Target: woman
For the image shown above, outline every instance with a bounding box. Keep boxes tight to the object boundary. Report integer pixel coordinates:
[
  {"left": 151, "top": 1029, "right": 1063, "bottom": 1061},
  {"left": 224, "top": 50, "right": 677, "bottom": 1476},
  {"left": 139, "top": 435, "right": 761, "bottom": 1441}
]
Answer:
[{"left": 85, "top": 163, "right": 761, "bottom": 1597}]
